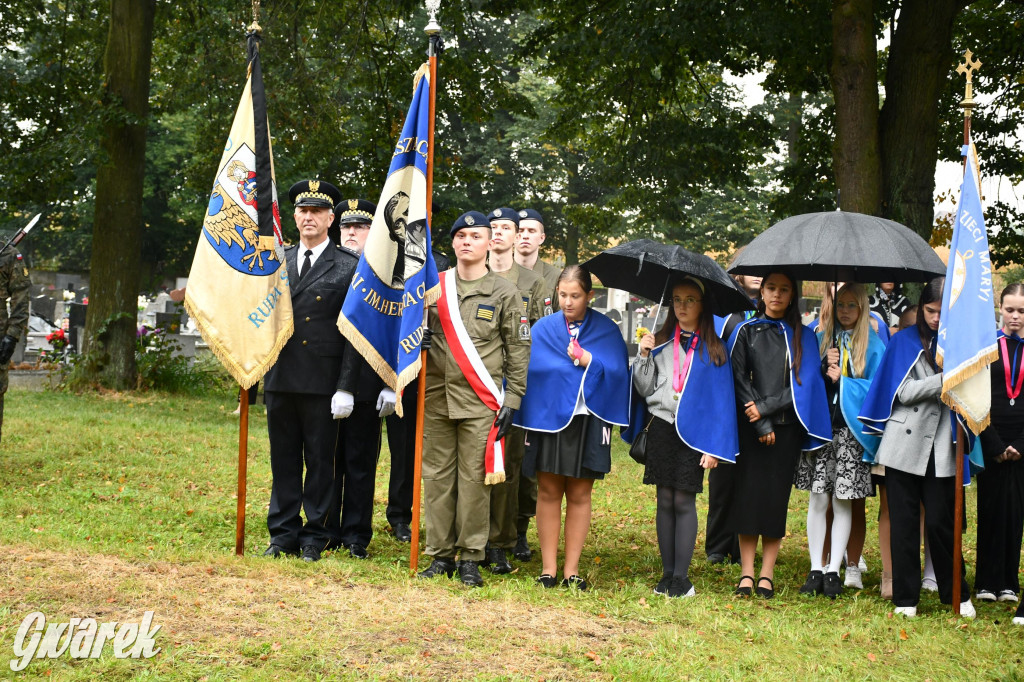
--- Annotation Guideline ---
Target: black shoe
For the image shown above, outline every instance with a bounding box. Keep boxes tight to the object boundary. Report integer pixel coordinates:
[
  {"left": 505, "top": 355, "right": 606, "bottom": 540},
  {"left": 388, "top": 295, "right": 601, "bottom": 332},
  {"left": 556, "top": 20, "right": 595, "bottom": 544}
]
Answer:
[
  {"left": 735, "top": 575, "right": 754, "bottom": 597},
  {"left": 392, "top": 523, "right": 412, "bottom": 543},
  {"left": 654, "top": 575, "right": 672, "bottom": 595},
  {"left": 301, "top": 545, "right": 321, "bottom": 563},
  {"left": 262, "top": 544, "right": 294, "bottom": 558},
  {"left": 668, "top": 577, "right": 695, "bottom": 598},
  {"left": 562, "top": 575, "right": 588, "bottom": 591},
  {"left": 349, "top": 545, "right": 369, "bottom": 560},
  {"left": 513, "top": 533, "right": 533, "bottom": 562},
  {"left": 458, "top": 560, "right": 484, "bottom": 587},
  {"left": 485, "top": 547, "right": 512, "bottom": 574},
  {"left": 823, "top": 571, "right": 842, "bottom": 599},
  {"left": 417, "top": 557, "right": 457, "bottom": 579},
  {"left": 799, "top": 570, "right": 824, "bottom": 596},
  {"left": 755, "top": 576, "right": 775, "bottom": 599},
  {"left": 707, "top": 553, "right": 727, "bottom": 565},
  {"left": 536, "top": 573, "right": 558, "bottom": 588}
]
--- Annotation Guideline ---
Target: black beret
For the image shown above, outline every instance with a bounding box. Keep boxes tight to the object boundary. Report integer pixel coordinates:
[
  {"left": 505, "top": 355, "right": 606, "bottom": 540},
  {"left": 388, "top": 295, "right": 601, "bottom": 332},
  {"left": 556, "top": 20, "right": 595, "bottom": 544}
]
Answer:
[
  {"left": 489, "top": 207, "right": 520, "bottom": 226},
  {"left": 450, "top": 211, "right": 491, "bottom": 238},
  {"left": 517, "top": 208, "right": 544, "bottom": 225}
]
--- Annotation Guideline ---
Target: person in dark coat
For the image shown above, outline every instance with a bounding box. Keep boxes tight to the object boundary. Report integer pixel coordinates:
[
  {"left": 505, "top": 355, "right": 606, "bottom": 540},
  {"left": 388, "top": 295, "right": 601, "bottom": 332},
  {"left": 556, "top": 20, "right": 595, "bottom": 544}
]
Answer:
[{"left": 262, "top": 179, "right": 358, "bottom": 563}]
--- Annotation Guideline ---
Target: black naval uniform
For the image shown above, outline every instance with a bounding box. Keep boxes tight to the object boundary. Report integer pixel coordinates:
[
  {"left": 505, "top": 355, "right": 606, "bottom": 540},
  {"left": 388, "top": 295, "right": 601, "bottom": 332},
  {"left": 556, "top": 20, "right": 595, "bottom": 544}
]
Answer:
[{"left": 263, "top": 242, "right": 357, "bottom": 553}]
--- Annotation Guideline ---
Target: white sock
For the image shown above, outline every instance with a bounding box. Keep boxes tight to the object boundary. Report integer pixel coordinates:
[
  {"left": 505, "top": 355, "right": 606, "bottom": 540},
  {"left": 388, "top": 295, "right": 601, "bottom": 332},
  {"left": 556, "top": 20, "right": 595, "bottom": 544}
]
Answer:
[
  {"left": 828, "top": 497, "right": 853, "bottom": 574},
  {"left": 923, "top": 532, "right": 936, "bottom": 582},
  {"left": 807, "top": 492, "right": 830, "bottom": 572}
]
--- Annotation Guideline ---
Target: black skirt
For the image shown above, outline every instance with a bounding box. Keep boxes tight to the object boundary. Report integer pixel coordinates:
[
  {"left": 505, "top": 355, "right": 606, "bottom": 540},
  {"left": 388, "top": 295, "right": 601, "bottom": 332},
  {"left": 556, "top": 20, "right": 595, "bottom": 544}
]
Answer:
[
  {"left": 728, "top": 421, "right": 802, "bottom": 538},
  {"left": 643, "top": 416, "right": 706, "bottom": 493},
  {"left": 523, "top": 414, "right": 612, "bottom": 480}
]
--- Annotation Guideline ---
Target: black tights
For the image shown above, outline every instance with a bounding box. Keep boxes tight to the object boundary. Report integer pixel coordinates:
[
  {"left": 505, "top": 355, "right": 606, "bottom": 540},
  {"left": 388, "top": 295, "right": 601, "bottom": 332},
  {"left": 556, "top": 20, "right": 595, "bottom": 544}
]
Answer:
[{"left": 656, "top": 486, "right": 698, "bottom": 579}]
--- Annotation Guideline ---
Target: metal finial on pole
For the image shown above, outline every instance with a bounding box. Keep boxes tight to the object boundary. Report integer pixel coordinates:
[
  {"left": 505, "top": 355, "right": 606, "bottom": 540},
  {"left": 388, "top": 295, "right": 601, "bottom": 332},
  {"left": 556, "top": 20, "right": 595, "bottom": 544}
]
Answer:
[
  {"left": 249, "top": 0, "right": 261, "bottom": 34},
  {"left": 957, "top": 49, "right": 981, "bottom": 118},
  {"left": 425, "top": 0, "right": 441, "bottom": 36}
]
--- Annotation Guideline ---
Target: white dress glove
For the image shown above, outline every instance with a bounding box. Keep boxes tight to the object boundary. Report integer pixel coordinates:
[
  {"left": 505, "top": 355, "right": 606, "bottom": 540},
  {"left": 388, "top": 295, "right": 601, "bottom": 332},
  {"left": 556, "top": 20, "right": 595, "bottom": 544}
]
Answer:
[
  {"left": 331, "top": 390, "right": 355, "bottom": 419},
  {"left": 376, "top": 388, "right": 397, "bottom": 417}
]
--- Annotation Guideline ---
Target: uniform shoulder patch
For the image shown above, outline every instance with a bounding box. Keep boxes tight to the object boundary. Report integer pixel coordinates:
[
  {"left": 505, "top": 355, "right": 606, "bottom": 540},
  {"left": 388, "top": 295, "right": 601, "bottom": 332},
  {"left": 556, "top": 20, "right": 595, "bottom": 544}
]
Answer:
[
  {"left": 518, "top": 315, "right": 531, "bottom": 340},
  {"left": 521, "top": 295, "right": 530, "bottom": 312},
  {"left": 476, "top": 304, "right": 495, "bottom": 321}
]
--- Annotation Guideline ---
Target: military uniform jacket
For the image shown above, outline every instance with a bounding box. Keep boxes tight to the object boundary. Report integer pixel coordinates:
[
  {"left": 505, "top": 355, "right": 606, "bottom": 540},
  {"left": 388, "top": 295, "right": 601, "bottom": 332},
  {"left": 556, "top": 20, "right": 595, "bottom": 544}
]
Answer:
[
  {"left": 0, "top": 246, "right": 30, "bottom": 340},
  {"left": 493, "top": 261, "right": 547, "bottom": 325},
  {"left": 425, "top": 268, "right": 530, "bottom": 419},
  {"left": 264, "top": 242, "right": 358, "bottom": 395}
]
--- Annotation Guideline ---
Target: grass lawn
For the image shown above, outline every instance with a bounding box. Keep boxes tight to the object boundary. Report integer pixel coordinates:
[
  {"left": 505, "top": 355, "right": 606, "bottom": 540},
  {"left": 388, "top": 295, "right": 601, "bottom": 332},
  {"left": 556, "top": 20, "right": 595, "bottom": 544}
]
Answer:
[{"left": 1, "top": 387, "right": 1021, "bottom": 680}]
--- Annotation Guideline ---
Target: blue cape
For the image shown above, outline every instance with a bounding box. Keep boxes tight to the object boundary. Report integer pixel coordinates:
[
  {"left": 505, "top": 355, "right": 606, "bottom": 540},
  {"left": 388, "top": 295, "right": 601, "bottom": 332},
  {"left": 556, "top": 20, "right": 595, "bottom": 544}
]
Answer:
[
  {"left": 870, "top": 311, "right": 890, "bottom": 346},
  {"left": 730, "top": 316, "right": 832, "bottom": 452},
  {"left": 515, "top": 309, "right": 630, "bottom": 432},
  {"left": 621, "top": 336, "right": 740, "bottom": 462},
  {"left": 857, "top": 326, "right": 980, "bottom": 480},
  {"left": 814, "top": 329, "right": 886, "bottom": 453}
]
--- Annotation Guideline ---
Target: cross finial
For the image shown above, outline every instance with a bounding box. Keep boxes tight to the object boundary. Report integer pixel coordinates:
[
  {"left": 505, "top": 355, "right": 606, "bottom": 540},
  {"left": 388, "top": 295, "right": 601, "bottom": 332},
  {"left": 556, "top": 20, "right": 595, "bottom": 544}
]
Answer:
[{"left": 957, "top": 49, "right": 981, "bottom": 114}]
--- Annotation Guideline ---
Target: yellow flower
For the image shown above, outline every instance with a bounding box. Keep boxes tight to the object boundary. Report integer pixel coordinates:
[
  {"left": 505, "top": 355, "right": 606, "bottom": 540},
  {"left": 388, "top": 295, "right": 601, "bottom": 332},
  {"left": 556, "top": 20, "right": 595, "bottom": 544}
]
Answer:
[{"left": 635, "top": 326, "right": 650, "bottom": 343}]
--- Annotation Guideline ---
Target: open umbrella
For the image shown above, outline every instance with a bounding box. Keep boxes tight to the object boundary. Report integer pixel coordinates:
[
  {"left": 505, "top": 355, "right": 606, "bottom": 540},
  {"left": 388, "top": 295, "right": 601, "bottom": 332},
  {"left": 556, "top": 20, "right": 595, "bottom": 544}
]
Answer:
[
  {"left": 727, "top": 211, "right": 945, "bottom": 283},
  {"left": 582, "top": 239, "right": 755, "bottom": 316}
]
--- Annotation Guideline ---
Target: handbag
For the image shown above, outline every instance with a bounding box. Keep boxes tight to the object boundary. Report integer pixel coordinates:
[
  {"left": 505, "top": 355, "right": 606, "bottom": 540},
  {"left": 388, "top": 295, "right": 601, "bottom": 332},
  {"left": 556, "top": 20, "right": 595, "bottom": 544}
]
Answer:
[{"left": 629, "top": 416, "right": 655, "bottom": 465}]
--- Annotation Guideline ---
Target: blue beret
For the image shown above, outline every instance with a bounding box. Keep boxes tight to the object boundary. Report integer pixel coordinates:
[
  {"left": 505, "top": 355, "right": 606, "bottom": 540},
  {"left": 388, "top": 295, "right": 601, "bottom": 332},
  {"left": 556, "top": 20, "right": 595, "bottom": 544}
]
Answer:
[
  {"left": 450, "top": 211, "right": 491, "bottom": 238},
  {"left": 517, "top": 208, "right": 544, "bottom": 225},
  {"left": 489, "top": 207, "right": 520, "bottom": 226}
]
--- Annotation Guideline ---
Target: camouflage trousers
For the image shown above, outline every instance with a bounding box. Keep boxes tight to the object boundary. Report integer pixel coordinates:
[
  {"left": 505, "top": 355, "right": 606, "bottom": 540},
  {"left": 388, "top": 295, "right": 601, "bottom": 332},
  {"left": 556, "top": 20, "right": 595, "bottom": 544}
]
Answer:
[{"left": 0, "top": 367, "right": 7, "bottom": 443}]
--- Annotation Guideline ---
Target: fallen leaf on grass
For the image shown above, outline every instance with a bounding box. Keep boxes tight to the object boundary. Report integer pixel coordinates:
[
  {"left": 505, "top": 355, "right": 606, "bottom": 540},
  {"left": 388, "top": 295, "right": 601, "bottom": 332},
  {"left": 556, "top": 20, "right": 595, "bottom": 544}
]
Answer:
[
  {"left": 899, "top": 629, "right": 908, "bottom": 640},
  {"left": 271, "top": 642, "right": 282, "bottom": 651},
  {"left": 276, "top": 601, "right": 285, "bottom": 608},
  {"left": 867, "top": 653, "right": 877, "bottom": 662},
  {"left": 841, "top": 632, "right": 850, "bottom": 641},
  {"left": 585, "top": 651, "right": 602, "bottom": 664}
]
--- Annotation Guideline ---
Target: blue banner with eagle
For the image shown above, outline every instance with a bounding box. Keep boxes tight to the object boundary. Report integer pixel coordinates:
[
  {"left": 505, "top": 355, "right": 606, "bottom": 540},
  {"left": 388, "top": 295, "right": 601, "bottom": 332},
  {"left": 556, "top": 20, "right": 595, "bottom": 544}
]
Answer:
[
  {"left": 337, "top": 65, "right": 440, "bottom": 416},
  {"left": 936, "top": 142, "right": 997, "bottom": 434},
  {"left": 183, "top": 30, "right": 292, "bottom": 389}
]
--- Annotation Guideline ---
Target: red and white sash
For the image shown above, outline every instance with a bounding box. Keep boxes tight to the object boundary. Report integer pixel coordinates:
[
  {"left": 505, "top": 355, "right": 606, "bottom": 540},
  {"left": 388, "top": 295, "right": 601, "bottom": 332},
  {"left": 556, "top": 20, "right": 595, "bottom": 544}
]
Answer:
[{"left": 437, "top": 269, "right": 506, "bottom": 484}]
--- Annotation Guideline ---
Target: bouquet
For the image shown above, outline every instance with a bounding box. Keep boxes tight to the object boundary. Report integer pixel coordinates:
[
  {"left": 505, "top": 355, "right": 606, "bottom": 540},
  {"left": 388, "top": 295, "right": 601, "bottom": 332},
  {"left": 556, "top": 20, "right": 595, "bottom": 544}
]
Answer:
[
  {"left": 635, "top": 326, "right": 651, "bottom": 343},
  {"left": 46, "top": 328, "right": 67, "bottom": 352}
]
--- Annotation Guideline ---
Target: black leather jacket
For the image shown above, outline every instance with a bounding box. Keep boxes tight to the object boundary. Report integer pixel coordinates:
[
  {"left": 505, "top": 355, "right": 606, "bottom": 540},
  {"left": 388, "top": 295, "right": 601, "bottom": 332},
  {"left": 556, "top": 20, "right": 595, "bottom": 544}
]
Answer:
[{"left": 731, "top": 318, "right": 798, "bottom": 436}]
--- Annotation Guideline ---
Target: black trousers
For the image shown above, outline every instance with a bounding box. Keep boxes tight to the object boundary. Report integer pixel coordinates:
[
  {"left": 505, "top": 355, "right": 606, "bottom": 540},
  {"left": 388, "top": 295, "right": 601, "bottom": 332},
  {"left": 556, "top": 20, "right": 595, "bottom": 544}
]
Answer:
[
  {"left": 975, "top": 458, "right": 1024, "bottom": 593},
  {"left": 886, "top": 457, "right": 970, "bottom": 607},
  {"left": 385, "top": 385, "right": 418, "bottom": 527},
  {"left": 704, "top": 462, "right": 740, "bottom": 560},
  {"left": 328, "top": 401, "right": 383, "bottom": 549},
  {"left": 265, "top": 391, "right": 339, "bottom": 551}
]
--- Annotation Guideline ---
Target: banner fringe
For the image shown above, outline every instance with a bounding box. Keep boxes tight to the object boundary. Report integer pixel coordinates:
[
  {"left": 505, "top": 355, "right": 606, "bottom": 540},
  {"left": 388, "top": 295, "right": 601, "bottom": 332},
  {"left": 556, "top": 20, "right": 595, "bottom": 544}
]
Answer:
[{"left": 940, "top": 349, "right": 997, "bottom": 435}]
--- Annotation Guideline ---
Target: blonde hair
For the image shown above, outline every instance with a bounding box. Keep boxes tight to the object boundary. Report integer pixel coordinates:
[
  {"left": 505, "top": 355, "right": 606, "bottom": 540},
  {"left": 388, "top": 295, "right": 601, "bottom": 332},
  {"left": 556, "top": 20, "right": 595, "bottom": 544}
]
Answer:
[{"left": 818, "top": 283, "right": 871, "bottom": 377}]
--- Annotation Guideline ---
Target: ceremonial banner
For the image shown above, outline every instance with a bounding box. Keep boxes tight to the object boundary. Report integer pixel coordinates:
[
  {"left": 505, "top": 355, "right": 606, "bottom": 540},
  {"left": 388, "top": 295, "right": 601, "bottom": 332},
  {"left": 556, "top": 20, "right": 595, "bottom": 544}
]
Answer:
[
  {"left": 337, "top": 65, "right": 440, "bottom": 415},
  {"left": 184, "top": 34, "right": 291, "bottom": 389},
  {"left": 936, "top": 142, "right": 997, "bottom": 434}
]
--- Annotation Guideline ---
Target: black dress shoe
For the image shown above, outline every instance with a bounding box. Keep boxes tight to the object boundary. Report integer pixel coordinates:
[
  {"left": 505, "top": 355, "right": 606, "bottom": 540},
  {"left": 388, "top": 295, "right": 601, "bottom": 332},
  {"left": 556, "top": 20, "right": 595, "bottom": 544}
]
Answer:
[
  {"left": 799, "top": 570, "right": 824, "bottom": 596},
  {"left": 417, "top": 557, "right": 457, "bottom": 579},
  {"left": 458, "top": 560, "right": 484, "bottom": 587},
  {"left": 561, "top": 575, "right": 588, "bottom": 591},
  {"left": 735, "top": 575, "right": 754, "bottom": 597},
  {"left": 707, "top": 553, "right": 727, "bottom": 565},
  {"left": 755, "top": 576, "right": 775, "bottom": 599},
  {"left": 262, "top": 544, "right": 294, "bottom": 558},
  {"left": 392, "top": 523, "right": 412, "bottom": 543},
  {"left": 349, "top": 545, "right": 369, "bottom": 560},
  {"left": 301, "top": 545, "right": 321, "bottom": 563},
  {"left": 485, "top": 547, "right": 512, "bottom": 574},
  {"left": 536, "top": 574, "right": 558, "bottom": 588},
  {"left": 513, "top": 533, "right": 533, "bottom": 562}
]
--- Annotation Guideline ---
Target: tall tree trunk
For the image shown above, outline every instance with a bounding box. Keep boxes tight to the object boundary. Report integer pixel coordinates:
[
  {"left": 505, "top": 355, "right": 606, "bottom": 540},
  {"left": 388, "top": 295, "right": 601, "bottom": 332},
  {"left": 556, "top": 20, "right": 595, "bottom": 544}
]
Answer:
[
  {"left": 830, "top": 0, "right": 882, "bottom": 214},
  {"left": 83, "top": 0, "right": 155, "bottom": 389},
  {"left": 879, "top": 0, "right": 966, "bottom": 238}
]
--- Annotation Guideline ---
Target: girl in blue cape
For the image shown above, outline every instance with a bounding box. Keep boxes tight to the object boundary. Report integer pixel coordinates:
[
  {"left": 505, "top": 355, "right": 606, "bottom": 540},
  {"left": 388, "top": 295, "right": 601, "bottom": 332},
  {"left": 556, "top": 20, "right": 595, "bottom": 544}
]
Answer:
[
  {"left": 625, "top": 277, "right": 738, "bottom": 599},
  {"left": 729, "top": 271, "right": 831, "bottom": 598},
  {"left": 794, "top": 283, "right": 884, "bottom": 599},
  {"left": 515, "top": 266, "right": 630, "bottom": 590},
  {"left": 857, "top": 277, "right": 974, "bottom": 618}
]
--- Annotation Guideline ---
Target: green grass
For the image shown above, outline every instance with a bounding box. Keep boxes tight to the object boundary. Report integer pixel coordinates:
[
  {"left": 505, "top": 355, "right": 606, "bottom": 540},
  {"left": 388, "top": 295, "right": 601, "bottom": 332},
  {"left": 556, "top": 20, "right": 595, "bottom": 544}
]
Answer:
[{"left": 1, "top": 387, "right": 1022, "bottom": 680}]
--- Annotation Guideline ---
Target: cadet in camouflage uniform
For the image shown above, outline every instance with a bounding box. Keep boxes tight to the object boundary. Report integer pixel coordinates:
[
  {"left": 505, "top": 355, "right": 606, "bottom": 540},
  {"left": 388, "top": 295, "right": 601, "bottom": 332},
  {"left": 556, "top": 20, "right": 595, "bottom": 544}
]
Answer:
[
  {"left": 512, "top": 207, "right": 561, "bottom": 560},
  {"left": 482, "top": 206, "right": 547, "bottom": 574},
  {"left": 0, "top": 243, "right": 31, "bottom": 442},
  {"left": 418, "top": 211, "right": 530, "bottom": 587}
]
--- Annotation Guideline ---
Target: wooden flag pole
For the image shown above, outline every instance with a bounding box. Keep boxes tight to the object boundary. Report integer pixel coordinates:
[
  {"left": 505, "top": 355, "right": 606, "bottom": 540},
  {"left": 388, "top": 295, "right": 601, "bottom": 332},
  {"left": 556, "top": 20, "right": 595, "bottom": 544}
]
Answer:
[
  {"left": 410, "top": 3, "right": 442, "bottom": 574},
  {"left": 236, "top": 385, "right": 250, "bottom": 556},
  {"left": 951, "top": 48, "right": 981, "bottom": 614}
]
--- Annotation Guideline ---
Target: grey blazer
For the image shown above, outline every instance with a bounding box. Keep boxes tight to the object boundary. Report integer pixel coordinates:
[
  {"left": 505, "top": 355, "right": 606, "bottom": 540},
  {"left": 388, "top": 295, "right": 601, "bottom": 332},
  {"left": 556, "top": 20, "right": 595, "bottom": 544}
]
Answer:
[{"left": 873, "top": 355, "right": 955, "bottom": 477}]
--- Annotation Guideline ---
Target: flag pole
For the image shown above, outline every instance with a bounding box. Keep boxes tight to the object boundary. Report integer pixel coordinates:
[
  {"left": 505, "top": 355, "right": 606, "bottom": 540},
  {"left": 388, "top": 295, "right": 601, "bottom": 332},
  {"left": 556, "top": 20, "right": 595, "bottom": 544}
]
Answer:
[
  {"left": 951, "top": 48, "right": 981, "bottom": 614},
  {"left": 236, "top": 385, "right": 250, "bottom": 556},
  {"left": 410, "top": 1, "right": 443, "bottom": 574}
]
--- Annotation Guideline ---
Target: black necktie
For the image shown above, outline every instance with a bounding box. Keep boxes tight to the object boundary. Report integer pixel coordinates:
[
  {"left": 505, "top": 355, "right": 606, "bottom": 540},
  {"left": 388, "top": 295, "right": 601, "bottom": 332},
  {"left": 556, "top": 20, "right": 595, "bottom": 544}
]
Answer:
[{"left": 299, "top": 249, "right": 312, "bottom": 279}]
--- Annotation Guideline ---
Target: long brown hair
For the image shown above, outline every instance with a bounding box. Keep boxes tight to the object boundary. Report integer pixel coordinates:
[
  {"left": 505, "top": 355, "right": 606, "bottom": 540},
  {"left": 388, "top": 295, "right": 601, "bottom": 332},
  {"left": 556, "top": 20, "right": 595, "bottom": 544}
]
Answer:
[
  {"left": 654, "top": 279, "right": 727, "bottom": 366},
  {"left": 917, "top": 276, "right": 944, "bottom": 368},
  {"left": 756, "top": 270, "right": 803, "bottom": 384}
]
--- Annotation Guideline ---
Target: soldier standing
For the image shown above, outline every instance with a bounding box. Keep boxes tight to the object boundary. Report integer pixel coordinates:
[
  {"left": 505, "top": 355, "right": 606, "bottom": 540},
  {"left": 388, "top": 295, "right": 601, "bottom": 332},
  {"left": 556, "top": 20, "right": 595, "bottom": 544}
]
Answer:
[
  {"left": 417, "top": 211, "right": 530, "bottom": 587},
  {"left": 0, "top": 241, "right": 30, "bottom": 442}
]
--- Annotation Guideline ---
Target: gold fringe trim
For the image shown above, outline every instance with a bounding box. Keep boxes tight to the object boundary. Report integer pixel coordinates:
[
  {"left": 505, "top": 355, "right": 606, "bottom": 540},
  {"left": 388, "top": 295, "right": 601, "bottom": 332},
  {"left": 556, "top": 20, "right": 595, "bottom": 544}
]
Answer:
[
  {"left": 939, "top": 346, "right": 998, "bottom": 435},
  {"left": 412, "top": 62, "right": 430, "bottom": 93},
  {"left": 484, "top": 472, "right": 506, "bottom": 486},
  {"left": 184, "top": 295, "right": 293, "bottom": 390}
]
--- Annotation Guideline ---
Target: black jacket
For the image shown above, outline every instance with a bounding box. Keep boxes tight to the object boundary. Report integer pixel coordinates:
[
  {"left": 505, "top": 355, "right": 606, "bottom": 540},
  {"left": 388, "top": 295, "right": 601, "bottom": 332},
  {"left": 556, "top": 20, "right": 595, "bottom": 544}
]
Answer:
[
  {"left": 264, "top": 243, "right": 358, "bottom": 395},
  {"left": 731, "top": 318, "right": 798, "bottom": 436}
]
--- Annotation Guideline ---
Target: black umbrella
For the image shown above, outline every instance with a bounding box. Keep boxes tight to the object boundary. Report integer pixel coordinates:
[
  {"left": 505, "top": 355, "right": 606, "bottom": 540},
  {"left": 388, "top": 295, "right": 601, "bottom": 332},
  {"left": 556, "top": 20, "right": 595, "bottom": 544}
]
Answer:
[
  {"left": 727, "top": 210, "right": 945, "bottom": 283},
  {"left": 582, "top": 239, "right": 755, "bottom": 316}
]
